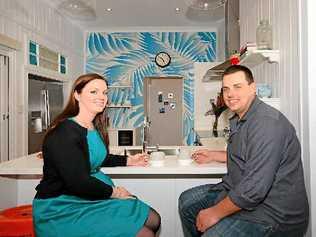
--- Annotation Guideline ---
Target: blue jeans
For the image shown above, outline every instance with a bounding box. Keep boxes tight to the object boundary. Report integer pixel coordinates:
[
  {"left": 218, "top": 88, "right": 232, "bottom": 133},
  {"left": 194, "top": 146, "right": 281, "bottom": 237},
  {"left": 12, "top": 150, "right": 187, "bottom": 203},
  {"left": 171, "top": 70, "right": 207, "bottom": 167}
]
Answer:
[{"left": 178, "top": 184, "right": 306, "bottom": 237}]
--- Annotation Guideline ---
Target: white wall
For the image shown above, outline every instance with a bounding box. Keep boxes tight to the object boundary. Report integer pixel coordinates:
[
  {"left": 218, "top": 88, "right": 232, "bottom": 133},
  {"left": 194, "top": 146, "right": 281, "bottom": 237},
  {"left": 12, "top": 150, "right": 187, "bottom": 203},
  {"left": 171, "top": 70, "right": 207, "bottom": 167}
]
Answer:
[
  {"left": 240, "top": 0, "right": 300, "bottom": 132},
  {"left": 194, "top": 62, "right": 231, "bottom": 132},
  {"left": 305, "top": 0, "right": 316, "bottom": 235},
  {"left": 0, "top": 0, "right": 84, "bottom": 158},
  {"left": 240, "top": 0, "right": 313, "bottom": 236}
]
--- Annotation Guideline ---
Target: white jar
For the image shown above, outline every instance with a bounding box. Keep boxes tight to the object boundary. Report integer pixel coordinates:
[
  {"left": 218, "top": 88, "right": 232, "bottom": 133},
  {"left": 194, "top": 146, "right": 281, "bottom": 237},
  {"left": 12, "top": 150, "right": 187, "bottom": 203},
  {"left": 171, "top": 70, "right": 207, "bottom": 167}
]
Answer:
[{"left": 256, "top": 20, "right": 273, "bottom": 50}]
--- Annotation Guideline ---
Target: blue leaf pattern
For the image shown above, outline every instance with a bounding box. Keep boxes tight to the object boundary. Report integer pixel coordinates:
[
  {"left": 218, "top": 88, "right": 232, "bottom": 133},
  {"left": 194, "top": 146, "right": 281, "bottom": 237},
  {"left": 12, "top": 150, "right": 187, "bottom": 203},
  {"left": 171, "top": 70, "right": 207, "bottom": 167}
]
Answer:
[{"left": 86, "top": 32, "right": 216, "bottom": 144}]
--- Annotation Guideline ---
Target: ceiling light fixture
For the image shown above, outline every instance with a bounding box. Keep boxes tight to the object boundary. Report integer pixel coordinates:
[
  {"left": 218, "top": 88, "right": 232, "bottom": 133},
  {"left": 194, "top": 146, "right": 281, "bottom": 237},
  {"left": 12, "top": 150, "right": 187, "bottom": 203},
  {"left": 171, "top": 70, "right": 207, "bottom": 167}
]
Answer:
[
  {"left": 69, "top": 3, "right": 78, "bottom": 9},
  {"left": 106, "top": 8, "right": 112, "bottom": 12},
  {"left": 58, "top": 0, "right": 96, "bottom": 20},
  {"left": 184, "top": 0, "right": 226, "bottom": 11}
]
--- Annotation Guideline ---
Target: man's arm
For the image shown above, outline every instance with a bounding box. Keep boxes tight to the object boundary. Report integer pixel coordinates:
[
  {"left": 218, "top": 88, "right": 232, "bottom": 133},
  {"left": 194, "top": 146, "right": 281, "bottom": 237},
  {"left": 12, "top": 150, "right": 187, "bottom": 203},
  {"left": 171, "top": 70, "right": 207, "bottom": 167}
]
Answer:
[
  {"left": 196, "top": 196, "right": 241, "bottom": 232},
  {"left": 192, "top": 149, "right": 227, "bottom": 163}
]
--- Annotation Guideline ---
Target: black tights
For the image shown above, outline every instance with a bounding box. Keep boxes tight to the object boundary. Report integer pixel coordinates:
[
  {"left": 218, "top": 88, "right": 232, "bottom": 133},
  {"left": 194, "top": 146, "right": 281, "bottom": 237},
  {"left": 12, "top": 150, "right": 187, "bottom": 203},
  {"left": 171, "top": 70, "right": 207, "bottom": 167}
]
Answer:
[{"left": 136, "top": 208, "right": 161, "bottom": 237}]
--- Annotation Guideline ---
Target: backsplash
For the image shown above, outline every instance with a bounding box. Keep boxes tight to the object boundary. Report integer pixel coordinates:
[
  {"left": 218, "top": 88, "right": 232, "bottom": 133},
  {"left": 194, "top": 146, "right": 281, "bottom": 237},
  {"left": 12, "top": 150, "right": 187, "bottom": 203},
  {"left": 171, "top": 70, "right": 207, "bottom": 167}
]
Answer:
[{"left": 85, "top": 32, "right": 216, "bottom": 144}]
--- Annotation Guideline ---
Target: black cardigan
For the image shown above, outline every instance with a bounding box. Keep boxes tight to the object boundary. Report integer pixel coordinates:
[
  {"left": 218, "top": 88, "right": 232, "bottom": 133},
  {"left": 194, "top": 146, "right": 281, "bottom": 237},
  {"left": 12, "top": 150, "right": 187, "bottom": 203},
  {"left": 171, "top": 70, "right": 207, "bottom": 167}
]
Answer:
[{"left": 34, "top": 119, "right": 127, "bottom": 200}]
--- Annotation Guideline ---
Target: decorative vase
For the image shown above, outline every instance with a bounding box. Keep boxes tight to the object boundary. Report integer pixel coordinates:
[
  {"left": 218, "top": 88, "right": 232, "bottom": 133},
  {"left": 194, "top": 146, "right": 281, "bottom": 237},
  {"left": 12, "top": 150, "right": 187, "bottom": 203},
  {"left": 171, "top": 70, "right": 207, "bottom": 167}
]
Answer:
[{"left": 256, "top": 20, "right": 273, "bottom": 50}]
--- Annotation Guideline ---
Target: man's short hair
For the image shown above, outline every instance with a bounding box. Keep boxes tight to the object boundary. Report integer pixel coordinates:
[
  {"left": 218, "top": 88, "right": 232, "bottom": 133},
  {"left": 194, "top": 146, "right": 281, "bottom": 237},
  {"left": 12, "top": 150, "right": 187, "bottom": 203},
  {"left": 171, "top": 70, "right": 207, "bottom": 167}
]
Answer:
[{"left": 222, "top": 65, "right": 254, "bottom": 84}]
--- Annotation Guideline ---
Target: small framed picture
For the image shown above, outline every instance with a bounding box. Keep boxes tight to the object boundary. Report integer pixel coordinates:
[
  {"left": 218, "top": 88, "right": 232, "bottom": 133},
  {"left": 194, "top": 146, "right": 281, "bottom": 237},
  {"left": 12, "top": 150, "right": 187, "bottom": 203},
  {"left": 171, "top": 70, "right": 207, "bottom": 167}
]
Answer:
[{"left": 159, "top": 107, "right": 165, "bottom": 113}]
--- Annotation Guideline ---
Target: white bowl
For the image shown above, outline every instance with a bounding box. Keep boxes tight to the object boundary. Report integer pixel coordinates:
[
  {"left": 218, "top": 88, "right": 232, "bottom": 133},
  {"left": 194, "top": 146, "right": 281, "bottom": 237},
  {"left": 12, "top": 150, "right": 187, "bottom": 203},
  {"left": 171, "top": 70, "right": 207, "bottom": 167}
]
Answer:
[
  {"left": 177, "top": 159, "right": 193, "bottom": 166},
  {"left": 150, "top": 151, "right": 165, "bottom": 160},
  {"left": 149, "top": 160, "right": 165, "bottom": 167}
]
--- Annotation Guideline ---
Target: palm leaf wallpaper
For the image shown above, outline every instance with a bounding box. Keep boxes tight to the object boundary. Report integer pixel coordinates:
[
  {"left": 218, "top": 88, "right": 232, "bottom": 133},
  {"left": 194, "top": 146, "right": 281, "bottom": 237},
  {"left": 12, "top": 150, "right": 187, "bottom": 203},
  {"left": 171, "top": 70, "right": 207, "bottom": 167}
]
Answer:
[{"left": 86, "top": 32, "right": 216, "bottom": 145}]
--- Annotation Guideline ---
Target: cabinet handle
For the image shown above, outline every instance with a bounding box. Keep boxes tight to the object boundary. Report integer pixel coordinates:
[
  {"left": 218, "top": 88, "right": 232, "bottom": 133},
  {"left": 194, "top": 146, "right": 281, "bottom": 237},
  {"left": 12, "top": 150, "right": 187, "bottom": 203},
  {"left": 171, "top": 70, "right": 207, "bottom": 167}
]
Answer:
[{"left": 2, "top": 114, "right": 9, "bottom": 120}]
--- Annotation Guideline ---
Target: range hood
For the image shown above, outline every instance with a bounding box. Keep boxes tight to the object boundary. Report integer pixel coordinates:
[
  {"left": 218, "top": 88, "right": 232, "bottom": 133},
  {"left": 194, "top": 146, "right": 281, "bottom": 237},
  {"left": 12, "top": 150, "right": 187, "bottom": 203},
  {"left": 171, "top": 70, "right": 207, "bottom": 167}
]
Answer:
[
  {"left": 202, "top": 60, "right": 232, "bottom": 81},
  {"left": 203, "top": 0, "right": 240, "bottom": 81}
]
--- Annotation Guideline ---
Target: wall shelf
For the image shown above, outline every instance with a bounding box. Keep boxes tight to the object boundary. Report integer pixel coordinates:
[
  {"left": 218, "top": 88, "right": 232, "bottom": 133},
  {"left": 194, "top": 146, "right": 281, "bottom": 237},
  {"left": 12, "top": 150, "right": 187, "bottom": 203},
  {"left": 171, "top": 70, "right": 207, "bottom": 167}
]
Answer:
[
  {"left": 202, "top": 49, "right": 280, "bottom": 82},
  {"left": 108, "top": 85, "right": 132, "bottom": 89},
  {"left": 107, "top": 85, "right": 132, "bottom": 109},
  {"left": 107, "top": 104, "right": 132, "bottom": 108},
  {"left": 240, "top": 49, "right": 280, "bottom": 68},
  {"left": 261, "top": 97, "right": 280, "bottom": 110}
]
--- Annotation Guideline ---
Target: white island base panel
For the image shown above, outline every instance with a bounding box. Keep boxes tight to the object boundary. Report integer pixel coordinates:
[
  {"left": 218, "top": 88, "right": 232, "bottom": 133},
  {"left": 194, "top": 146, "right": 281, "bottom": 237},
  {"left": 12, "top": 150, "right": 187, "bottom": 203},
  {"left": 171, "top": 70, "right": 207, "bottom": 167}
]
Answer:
[
  {"left": 0, "top": 176, "right": 221, "bottom": 237},
  {"left": 0, "top": 148, "right": 226, "bottom": 237},
  {"left": 114, "top": 177, "right": 222, "bottom": 237}
]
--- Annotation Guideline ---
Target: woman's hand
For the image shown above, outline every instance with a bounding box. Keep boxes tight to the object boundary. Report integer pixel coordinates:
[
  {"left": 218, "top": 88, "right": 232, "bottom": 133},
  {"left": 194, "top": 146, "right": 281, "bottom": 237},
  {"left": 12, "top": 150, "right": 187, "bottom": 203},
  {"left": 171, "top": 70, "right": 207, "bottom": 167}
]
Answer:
[
  {"left": 126, "top": 153, "right": 149, "bottom": 166},
  {"left": 191, "top": 149, "right": 227, "bottom": 164},
  {"left": 111, "top": 186, "right": 132, "bottom": 199}
]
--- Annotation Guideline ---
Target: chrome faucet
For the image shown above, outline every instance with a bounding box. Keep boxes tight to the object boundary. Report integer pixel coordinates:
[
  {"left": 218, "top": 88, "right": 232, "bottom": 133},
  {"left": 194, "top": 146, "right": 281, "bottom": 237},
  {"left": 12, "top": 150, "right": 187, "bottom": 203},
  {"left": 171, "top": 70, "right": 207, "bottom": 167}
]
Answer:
[
  {"left": 142, "top": 116, "right": 151, "bottom": 153},
  {"left": 192, "top": 128, "right": 202, "bottom": 146}
]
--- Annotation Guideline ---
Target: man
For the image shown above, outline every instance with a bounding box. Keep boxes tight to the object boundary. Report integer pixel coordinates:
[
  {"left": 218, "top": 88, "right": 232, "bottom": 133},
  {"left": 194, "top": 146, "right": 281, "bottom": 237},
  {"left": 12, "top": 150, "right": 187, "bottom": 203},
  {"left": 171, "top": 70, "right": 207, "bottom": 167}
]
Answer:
[{"left": 179, "top": 65, "right": 309, "bottom": 237}]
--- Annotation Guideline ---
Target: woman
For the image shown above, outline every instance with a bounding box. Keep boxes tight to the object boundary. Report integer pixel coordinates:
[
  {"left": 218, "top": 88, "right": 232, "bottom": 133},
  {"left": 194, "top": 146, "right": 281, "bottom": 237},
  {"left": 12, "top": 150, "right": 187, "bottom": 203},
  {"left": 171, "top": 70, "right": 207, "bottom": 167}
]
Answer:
[{"left": 33, "top": 73, "right": 161, "bottom": 237}]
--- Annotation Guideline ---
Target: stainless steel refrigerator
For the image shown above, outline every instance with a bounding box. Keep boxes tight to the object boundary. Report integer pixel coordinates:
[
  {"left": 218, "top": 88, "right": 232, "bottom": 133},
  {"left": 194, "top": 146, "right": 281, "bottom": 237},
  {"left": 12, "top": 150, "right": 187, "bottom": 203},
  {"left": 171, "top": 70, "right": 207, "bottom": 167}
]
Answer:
[
  {"left": 28, "top": 74, "right": 64, "bottom": 154},
  {"left": 144, "top": 77, "right": 183, "bottom": 146}
]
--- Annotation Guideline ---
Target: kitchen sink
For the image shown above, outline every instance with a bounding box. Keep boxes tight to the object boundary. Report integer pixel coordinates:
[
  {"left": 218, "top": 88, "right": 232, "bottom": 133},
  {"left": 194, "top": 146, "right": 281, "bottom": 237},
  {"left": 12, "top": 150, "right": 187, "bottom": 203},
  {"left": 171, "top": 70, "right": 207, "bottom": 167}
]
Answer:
[
  {"left": 157, "top": 148, "right": 179, "bottom": 156},
  {"left": 123, "top": 148, "right": 142, "bottom": 156},
  {"left": 124, "top": 147, "right": 179, "bottom": 156}
]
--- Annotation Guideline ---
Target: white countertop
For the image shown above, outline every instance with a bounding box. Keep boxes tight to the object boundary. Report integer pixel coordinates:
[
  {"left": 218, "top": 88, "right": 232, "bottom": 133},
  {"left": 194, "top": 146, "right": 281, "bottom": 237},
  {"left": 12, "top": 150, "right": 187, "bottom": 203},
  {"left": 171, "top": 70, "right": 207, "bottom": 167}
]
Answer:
[
  {"left": 101, "top": 156, "right": 227, "bottom": 175},
  {"left": 0, "top": 153, "right": 43, "bottom": 175},
  {"left": 0, "top": 146, "right": 227, "bottom": 176}
]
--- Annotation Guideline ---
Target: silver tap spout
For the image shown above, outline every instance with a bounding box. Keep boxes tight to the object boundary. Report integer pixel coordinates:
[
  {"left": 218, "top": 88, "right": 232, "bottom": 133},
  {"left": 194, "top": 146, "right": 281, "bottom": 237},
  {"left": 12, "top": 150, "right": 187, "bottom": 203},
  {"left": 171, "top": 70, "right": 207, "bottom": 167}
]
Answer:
[
  {"left": 142, "top": 116, "right": 151, "bottom": 153},
  {"left": 192, "top": 128, "right": 202, "bottom": 146}
]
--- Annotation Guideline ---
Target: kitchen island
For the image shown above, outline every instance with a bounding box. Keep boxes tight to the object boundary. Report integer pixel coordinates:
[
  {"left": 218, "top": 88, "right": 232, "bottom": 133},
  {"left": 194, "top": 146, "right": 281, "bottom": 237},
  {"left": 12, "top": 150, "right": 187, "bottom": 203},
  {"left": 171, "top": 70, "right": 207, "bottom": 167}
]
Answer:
[{"left": 0, "top": 145, "right": 226, "bottom": 237}]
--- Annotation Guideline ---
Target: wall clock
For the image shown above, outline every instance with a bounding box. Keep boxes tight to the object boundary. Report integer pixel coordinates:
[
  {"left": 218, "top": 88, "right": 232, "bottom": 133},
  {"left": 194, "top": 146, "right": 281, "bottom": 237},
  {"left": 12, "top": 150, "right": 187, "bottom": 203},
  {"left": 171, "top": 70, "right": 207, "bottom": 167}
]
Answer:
[{"left": 155, "top": 52, "right": 171, "bottom": 68}]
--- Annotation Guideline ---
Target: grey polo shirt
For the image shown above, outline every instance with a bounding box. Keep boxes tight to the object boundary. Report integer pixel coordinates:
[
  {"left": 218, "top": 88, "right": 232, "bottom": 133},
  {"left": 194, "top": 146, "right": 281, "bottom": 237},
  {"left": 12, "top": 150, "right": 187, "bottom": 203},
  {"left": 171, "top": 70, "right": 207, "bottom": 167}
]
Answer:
[{"left": 219, "top": 97, "right": 309, "bottom": 230}]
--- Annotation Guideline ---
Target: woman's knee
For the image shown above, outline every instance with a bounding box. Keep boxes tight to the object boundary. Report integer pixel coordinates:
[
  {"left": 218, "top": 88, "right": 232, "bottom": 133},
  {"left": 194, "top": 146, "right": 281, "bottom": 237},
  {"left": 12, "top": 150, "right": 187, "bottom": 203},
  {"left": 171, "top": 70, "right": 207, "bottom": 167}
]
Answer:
[
  {"left": 152, "top": 209, "right": 161, "bottom": 231},
  {"left": 136, "top": 226, "right": 155, "bottom": 237},
  {"left": 145, "top": 208, "right": 161, "bottom": 233}
]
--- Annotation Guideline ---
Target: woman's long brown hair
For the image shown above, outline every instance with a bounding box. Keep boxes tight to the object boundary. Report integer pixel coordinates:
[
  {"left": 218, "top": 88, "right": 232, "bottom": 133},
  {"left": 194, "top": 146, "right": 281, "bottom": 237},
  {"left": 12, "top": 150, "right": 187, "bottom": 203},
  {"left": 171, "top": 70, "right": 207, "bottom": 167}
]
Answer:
[{"left": 44, "top": 73, "right": 109, "bottom": 146}]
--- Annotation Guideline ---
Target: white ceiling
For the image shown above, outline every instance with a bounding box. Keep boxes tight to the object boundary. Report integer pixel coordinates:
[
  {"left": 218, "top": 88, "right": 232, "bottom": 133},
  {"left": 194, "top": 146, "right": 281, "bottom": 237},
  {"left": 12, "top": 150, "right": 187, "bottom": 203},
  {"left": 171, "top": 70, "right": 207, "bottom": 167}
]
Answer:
[{"left": 47, "top": 0, "right": 225, "bottom": 31}]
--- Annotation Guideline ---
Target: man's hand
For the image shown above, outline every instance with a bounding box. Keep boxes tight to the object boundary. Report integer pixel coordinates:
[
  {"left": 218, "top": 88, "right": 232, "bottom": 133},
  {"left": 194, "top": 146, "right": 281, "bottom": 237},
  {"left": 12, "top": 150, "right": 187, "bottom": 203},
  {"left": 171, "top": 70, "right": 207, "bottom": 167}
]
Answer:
[
  {"left": 196, "top": 207, "right": 220, "bottom": 232},
  {"left": 196, "top": 196, "right": 242, "bottom": 233},
  {"left": 191, "top": 149, "right": 227, "bottom": 164}
]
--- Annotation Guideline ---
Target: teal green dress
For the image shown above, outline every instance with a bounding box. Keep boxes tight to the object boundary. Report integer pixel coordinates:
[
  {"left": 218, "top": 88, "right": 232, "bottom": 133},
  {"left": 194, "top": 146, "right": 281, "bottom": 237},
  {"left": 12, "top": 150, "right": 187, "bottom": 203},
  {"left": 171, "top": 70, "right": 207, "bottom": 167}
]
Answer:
[{"left": 33, "top": 129, "right": 150, "bottom": 237}]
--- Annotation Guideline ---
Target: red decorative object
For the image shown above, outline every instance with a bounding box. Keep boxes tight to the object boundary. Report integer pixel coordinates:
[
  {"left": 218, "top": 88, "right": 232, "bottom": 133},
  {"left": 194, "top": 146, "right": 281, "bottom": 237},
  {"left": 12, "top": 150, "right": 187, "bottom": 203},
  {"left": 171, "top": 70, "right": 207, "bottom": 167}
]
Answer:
[
  {"left": 0, "top": 205, "right": 35, "bottom": 237},
  {"left": 230, "top": 55, "right": 240, "bottom": 65}
]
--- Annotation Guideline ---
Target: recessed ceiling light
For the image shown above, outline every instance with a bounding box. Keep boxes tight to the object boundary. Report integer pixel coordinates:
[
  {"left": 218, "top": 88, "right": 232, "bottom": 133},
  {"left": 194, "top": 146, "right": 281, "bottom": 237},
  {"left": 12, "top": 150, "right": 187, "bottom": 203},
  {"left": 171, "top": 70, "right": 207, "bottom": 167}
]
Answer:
[
  {"left": 69, "top": 3, "right": 78, "bottom": 9},
  {"left": 175, "top": 7, "right": 181, "bottom": 12},
  {"left": 106, "top": 8, "right": 112, "bottom": 12}
]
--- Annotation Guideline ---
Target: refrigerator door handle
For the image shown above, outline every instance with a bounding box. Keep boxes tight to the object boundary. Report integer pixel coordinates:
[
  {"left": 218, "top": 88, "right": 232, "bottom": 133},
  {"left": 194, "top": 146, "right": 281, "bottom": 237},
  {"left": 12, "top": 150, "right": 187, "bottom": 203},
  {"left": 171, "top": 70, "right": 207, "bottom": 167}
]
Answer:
[
  {"left": 40, "top": 89, "right": 47, "bottom": 130},
  {"left": 46, "top": 89, "right": 51, "bottom": 127},
  {"left": 41, "top": 89, "right": 49, "bottom": 130}
]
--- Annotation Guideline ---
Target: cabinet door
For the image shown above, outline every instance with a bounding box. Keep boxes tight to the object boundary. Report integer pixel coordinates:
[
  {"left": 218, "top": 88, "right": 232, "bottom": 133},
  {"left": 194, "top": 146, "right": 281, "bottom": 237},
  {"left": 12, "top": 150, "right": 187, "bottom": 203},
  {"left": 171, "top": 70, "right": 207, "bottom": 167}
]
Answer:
[{"left": 0, "top": 55, "right": 9, "bottom": 162}]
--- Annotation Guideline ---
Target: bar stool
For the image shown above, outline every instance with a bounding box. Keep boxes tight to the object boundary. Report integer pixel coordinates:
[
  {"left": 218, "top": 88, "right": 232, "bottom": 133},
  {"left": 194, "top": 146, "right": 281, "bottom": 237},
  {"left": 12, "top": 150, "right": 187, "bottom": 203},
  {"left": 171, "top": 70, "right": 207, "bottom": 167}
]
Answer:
[{"left": 0, "top": 205, "right": 35, "bottom": 237}]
